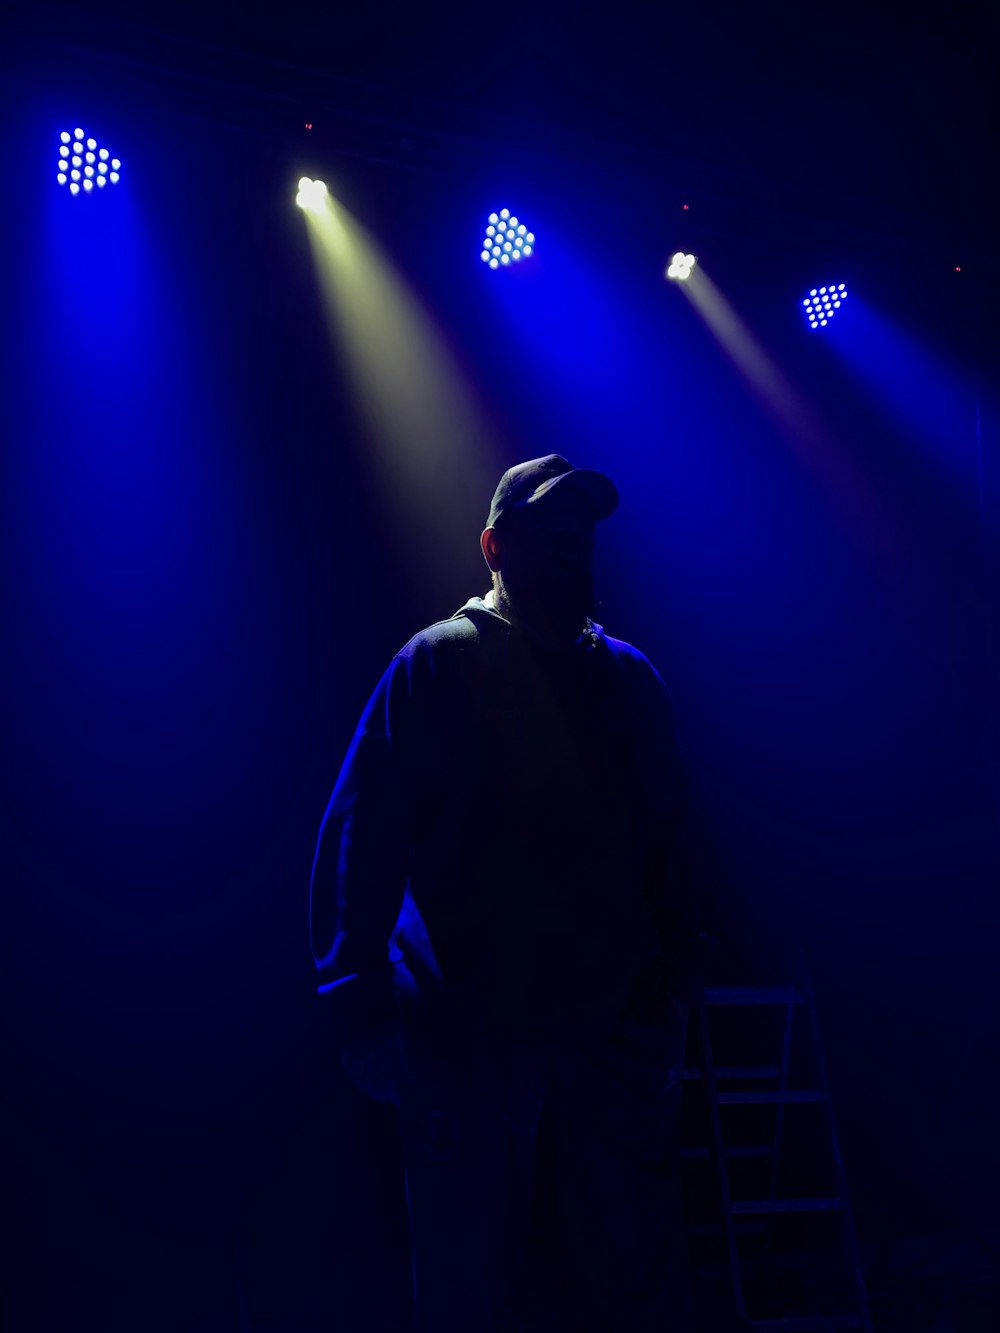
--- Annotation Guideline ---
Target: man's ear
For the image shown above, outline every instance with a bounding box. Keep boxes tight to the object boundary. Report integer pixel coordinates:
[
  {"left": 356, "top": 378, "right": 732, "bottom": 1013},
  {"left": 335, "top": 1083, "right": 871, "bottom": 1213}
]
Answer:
[{"left": 481, "top": 526, "right": 503, "bottom": 573}]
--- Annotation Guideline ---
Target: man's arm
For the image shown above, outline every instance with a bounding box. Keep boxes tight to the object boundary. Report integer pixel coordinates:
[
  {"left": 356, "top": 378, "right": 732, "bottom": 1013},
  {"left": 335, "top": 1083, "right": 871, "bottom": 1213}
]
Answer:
[
  {"left": 623, "top": 652, "right": 708, "bottom": 1009},
  {"left": 309, "top": 655, "right": 415, "bottom": 997}
]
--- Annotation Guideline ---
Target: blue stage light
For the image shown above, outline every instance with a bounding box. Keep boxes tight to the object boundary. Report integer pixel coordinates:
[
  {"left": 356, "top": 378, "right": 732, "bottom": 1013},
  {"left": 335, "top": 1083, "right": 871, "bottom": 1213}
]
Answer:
[
  {"left": 480, "top": 208, "right": 535, "bottom": 268},
  {"left": 57, "top": 128, "right": 122, "bottom": 194},
  {"left": 802, "top": 282, "right": 848, "bottom": 329}
]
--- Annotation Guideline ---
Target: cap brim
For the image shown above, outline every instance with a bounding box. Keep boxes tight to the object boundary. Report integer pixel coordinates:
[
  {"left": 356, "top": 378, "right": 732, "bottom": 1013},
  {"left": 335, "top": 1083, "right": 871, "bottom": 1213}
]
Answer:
[{"left": 525, "top": 468, "right": 619, "bottom": 520}]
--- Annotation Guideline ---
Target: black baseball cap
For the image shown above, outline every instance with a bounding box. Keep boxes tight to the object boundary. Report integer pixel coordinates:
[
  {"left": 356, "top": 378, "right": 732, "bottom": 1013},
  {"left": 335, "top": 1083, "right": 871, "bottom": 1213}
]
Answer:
[{"left": 485, "top": 454, "right": 619, "bottom": 530}]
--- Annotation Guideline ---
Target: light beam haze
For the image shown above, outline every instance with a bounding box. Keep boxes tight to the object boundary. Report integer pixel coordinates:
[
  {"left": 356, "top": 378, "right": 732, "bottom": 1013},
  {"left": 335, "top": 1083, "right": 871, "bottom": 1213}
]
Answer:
[{"left": 300, "top": 189, "right": 502, "bottom": 593}]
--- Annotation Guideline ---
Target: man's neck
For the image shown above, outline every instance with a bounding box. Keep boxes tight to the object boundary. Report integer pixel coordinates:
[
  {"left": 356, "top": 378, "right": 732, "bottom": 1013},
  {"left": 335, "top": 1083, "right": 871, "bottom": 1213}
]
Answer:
[{"left": 486, "top": 587, "right": 588, "bottom": 651}]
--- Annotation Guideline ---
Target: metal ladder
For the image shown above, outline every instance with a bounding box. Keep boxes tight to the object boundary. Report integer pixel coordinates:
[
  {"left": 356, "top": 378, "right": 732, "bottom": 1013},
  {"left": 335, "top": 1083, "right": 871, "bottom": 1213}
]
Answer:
[{"left": 680, "top": 961, "right": 874, "bottom": 1332}]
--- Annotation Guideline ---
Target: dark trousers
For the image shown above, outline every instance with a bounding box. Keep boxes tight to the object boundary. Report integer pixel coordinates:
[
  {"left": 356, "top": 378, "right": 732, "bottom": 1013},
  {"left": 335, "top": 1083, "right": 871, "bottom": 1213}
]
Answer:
[{"left": 393, "top": 965, "right": 695, "bottom": 1333}]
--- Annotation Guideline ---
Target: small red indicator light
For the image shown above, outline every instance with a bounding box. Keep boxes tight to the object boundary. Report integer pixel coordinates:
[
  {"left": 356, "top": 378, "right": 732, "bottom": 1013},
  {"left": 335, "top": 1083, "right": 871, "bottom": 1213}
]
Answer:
[{"left": 305, "top": 122, "right": 313, "bottom": 131}]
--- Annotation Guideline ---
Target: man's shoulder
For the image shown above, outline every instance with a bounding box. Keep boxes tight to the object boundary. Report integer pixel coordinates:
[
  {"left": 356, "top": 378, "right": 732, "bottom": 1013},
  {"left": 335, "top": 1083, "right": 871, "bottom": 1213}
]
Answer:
[
  {"left": 390, "top": 602, "right": 505, "bottom": 685},
  {"left": 398, "top": 610, "right": 491, "bottom": 659},
  {"left": 599, "top": 630, "right": 674, "bottom": 704},
  {"left": 600, "top": 630, "right": 661, "bottom": 676}
]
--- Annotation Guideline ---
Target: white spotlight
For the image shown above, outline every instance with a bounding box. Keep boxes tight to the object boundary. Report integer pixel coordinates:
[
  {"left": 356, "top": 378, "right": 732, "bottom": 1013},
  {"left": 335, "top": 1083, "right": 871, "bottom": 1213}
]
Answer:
[
  {"left": 666, "top": 251, "right": 697, "bottom": 281},
  {"left": 296, "top": 176, "right": 328, "bottom": 211}
]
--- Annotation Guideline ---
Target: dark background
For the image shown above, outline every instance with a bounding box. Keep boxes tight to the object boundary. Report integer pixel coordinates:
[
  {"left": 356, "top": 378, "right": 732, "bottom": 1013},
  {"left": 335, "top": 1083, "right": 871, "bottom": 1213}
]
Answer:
[{"left": 2, "top": 4, "right": 999, "bottom": 1329}]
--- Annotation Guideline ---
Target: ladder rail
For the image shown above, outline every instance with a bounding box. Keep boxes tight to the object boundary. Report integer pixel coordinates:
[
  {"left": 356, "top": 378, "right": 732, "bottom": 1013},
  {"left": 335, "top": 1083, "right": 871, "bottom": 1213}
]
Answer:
[
  {"left": 798, "top": 958, "right": 874, "bottom": 1333},
  {"left": 765, "top": 993, "right": 797, "bottom": 1255},
  {"left": 688, "top": 959, "right": 874, "bottom": 1333},
  {"left": 696, "top": 974, "right": 748, "bottom": 1319}
]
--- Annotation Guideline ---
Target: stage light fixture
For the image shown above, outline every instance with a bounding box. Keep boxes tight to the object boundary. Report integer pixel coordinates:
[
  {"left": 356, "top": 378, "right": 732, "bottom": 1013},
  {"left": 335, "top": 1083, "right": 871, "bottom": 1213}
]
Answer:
[
  {"left": 802, "top": 283, "right": 847, "bottom": 329},
  {"left": 480, "top": 207, "right": 535, "bottom": 268},
  {"left": 57, "top": 127, "right": 122, "bottom": 194},
  {"left": 666, "top": 251, "right": 697, "bottom": 281},
  {"left": 296, "top": 176, "right": 328, "bottom": 211}
]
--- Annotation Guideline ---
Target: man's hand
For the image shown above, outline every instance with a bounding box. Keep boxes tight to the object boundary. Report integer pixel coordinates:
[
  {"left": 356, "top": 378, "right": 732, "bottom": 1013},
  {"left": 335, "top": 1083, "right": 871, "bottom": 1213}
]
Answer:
[
  {"left": 593, "top": 1011, "right": 688, "bottom": 1099},
  {"left": 325, "top": 968, "right": 413, "bottom": 1105},
  {"left": 342, "top": 1018, "right": 410, "bottom": 1105}
]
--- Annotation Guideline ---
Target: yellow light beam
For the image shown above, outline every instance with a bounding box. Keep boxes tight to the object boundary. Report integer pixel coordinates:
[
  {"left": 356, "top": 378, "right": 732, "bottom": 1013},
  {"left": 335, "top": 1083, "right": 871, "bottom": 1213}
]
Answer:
[{"left": 301, "top": 190, "right": 501, "bottom": 589}]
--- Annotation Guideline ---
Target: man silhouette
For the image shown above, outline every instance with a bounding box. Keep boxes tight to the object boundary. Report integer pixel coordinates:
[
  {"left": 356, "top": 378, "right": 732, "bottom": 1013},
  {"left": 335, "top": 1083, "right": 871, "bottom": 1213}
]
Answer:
[{"left": 310, "top": 456, "right": 701, "bottom": 1331}]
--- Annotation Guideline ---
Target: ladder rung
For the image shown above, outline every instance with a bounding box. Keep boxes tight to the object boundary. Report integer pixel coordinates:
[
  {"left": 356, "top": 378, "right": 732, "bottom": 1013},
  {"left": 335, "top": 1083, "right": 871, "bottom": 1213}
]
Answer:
[
  {"left": 749, "top": 1318, "right": 863, "bottom": 1331},
  {"left": 732, "top": 1197, "right": 843, "bottom": 1214},
  {"left": 680, "top": 1144, "right": 773, "bottom": 1161},
  {"left": 704, "top": 986, "right": 806, "bottom": 1005},
  {"left": 719, "top": 1090, "right": 824, "bottom": 1105},
  {"left": 684, "top": 1064, "right": 783, "bottom": 1081}
]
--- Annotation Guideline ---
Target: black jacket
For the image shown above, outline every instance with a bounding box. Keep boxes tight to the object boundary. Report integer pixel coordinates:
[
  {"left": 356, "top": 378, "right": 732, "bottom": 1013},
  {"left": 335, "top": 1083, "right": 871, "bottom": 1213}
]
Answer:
[{"left": 309, "top": 596, "right": 691, "bottom": 1035}]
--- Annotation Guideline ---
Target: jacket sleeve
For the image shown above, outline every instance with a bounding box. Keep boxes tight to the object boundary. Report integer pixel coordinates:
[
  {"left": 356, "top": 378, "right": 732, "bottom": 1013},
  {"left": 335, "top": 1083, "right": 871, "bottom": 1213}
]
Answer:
[
  {"left": 636, "top": 660, "right": 698, "bottom": 949},
  {"left": 309, "top": 654, "right": 417, "bottom": 994}
]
